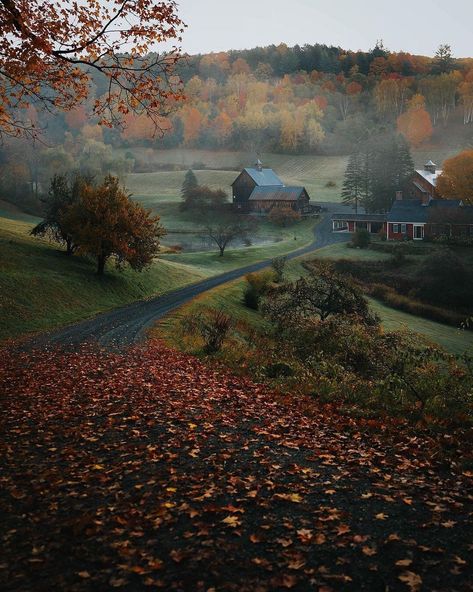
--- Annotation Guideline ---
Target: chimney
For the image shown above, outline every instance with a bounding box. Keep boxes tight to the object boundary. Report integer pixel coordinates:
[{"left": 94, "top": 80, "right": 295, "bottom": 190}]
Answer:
[
  {"left": 255, "top": 158, "right": 263, "bottom": 171},
  {"left": 424, "top": 160, "right": 437, "bottom": 174},
  {"left": 395, "top": 190, "right": 403, "bottom": 201}
]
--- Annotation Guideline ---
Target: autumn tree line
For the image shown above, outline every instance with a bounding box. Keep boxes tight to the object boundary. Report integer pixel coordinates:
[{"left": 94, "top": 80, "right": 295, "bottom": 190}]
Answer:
[
  {"left": 2, "top": 37, "right": 473, "bottom": 215},
  {"left": 28, "top": 41, "right": 472, "bottom": 155}
]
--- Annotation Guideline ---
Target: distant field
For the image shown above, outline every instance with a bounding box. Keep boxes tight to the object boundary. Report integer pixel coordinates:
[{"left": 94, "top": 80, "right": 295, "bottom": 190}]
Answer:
[
  {"left": 125, "top": 153, "right": 348, "bottom": 206},
  {"left": 125, "top": 147, "right": 459, "bottom": 212},
  {"left": 127, "top": 170, "right": 237, "bottom": 204},
  {"left": 161, "top": 218, "right": 317, "bottom": 275}
]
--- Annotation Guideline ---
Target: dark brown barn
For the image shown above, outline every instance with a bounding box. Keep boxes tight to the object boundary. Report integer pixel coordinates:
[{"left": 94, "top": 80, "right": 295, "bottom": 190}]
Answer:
[
  {"left": 231, "top": 160, "right": 284, "bottom": 211},
  {"left": 231, "top": 160, "right": 312, "bottom": 215},
  {"left": 249, "top": 186, "right": 311, "bottom": 214}
]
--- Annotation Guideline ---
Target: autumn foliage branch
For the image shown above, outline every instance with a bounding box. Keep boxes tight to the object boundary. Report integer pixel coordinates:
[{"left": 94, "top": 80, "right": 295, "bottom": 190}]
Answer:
[{"left": 0, "top": 0, "right": 185, "bottom": 138}]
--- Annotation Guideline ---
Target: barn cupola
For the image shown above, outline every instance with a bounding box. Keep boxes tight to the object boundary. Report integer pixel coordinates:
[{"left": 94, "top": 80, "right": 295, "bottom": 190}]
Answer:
[
  {"left": 424, "top": 160, "right": 437, "bottom": 174},
  {"left": 255, "top": 158, "right": 263, "bottom": 171}
]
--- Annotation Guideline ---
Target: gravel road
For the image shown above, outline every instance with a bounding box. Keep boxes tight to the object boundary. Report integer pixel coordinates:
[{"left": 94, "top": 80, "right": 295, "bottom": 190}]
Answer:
[{"left": 30, "top": 204, "right": 349, "bottom": 349}]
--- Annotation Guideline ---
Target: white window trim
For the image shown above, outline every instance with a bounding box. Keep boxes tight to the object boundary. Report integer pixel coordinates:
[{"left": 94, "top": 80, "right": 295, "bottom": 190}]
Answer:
[{"left": 413, "top": 224, "right": 425, "bottom": 240}]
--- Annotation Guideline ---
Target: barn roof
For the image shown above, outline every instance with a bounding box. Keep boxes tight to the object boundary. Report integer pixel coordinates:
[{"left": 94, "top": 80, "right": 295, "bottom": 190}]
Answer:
[
  {"left": 428, "top": 204, "right": 473, "bottom": 224},
  {"left": 248, "top": 186, "right": 307, "bottom": 201},
  {"left": 415, "top": 168, "right": 442, "bottom": 187},
  {"left": 236, "top": 167, "right": 284, "bottom": 187}
]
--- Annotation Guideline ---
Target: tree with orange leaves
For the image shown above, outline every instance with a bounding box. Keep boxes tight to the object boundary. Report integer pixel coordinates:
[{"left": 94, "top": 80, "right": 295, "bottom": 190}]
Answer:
[
  {"left": 65, "top": 175, "right": 166, "bottom": 275},
  {"left": 436, "top": 150, "right": 473, "bottom": 204},
  {"left": 0, "top": 0, "right": 184, "bottom": 139},
  {"left": 397, "top": 95, "right": 433, "bottom": 147}
]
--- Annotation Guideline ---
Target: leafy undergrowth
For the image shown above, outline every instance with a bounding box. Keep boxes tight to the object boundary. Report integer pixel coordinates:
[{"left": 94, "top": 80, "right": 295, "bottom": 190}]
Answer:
[{"left": 1, "top": 341, "right": 472, "bottom": 592}]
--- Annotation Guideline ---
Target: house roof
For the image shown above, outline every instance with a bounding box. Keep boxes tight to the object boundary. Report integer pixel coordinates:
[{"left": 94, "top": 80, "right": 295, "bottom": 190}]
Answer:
[
  {"left": 428, "top": 204, "right": 473, "bottom": 225},
  {"left": 387, "top": 200, "right": 429, "bottom": 223},
  {"left": 234, "top": 167, "right": 284, "bottom": 187},
  {"left": 332, "top": 213, "right": 386, "bottom": 222},
  {"left": 415, "top": 168, "right": 442, "bottom": 187},
  {"left": 429, "top": 199, "right": 463, "bottom": 208},
  {"left": 248, "top": 186, "right": 307, "bottom": 201}
]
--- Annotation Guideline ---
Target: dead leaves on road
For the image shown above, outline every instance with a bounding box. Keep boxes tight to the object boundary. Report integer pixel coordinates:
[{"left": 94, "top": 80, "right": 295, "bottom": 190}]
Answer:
[{"left": 0, "top": 341, "right": 472, "bottom": 591}]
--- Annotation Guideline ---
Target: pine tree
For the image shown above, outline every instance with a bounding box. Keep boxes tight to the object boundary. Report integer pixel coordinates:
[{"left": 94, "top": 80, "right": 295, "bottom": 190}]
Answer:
[
  {"left": 341, "top": 152, "right": 363, "bottom": 212},
  {"left": 180, "top": 169, "right": 198, "bottom": 210},
  {"left": 364, "top": 133, "right": 414, "bottom": 212}
]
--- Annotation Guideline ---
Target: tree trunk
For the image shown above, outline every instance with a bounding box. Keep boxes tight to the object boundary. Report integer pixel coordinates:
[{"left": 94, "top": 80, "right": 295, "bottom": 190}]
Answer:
[
  {"left": 97, "top": 254, "right": 106, "bottom": 276},
  {"left": 219, "top": 246, "right": 225, "bottom": 257},
  {"left": 66, "top": 238, "right": 74, "bottom": 256}
]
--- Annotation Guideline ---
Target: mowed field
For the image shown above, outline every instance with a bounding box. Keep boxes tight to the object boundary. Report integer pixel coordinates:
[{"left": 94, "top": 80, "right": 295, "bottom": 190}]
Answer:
[
  {"left": 125, "top": 147, "right": 458, "bottom": 214},
  {"left": 125, "top": 151, "right": 349, "bottom": 209}
]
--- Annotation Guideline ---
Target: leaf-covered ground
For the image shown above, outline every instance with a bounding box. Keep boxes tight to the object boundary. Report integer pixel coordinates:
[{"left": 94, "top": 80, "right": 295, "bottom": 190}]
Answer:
[{"left": 0, "top": 342, "right": 472, "bottom": 591}]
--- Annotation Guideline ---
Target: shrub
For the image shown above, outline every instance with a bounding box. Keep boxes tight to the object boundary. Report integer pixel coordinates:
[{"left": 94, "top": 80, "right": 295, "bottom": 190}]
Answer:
[
  {"left": 182, "top": 308, "right": 233, "bottom": 354},
  {"left": 325, "top": 180, "right": 337, "bottom": 188},
  {"left": 415, "top": 248, "right": 472, "bottom": 308},
  {"left": 388, "top": 245, "right": 409, "bottom": 267},
  {"left": 268, "top": 207, "right": 301, "bottom": 227},
  {"left": 271, "top": 256, "right": 287, "bottom": 283},
  {"left": 265, "top": 362, "right": 295, "bottom": 378},
  {"left": 243, "top": 285, "right": 259, "bottom": 310},
  {"left": 243, "top": 270, "right": 276, "bottom": 310},
  {"left": 351, "top": 229, "right": 371, "bottom": 249}
]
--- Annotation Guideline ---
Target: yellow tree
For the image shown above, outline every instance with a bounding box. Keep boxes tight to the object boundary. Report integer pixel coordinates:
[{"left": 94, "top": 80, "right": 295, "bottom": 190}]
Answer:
[
  {"left": 0, "top": 1, "right": 184, "bottom": 138},
  {"left": 436, "top": 150, "right": 473, "bottom": 204}
]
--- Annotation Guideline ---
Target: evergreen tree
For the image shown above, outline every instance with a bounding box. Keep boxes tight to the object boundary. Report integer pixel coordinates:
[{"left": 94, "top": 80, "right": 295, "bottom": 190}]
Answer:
[
  {"left": 341, "top": 152, "right": 363, "bottom": 212},
  {"left": 180, "top": 169, "right": 198, "bottom": 210},
  {"left": 362, "top": 133, "right": 414, "bottom": 212}
]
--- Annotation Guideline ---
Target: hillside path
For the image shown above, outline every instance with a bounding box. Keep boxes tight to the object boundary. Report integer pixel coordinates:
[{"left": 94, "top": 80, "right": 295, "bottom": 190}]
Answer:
[{"left": 30, "top": 205, "right": 347, "bottom": 349}]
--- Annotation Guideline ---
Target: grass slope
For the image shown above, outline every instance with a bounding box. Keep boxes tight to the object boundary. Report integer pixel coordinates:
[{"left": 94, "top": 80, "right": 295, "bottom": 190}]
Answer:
[
  {"left": 161, "top": 218, "right": 316, "bottom": 275},
  {"left": 155, "top": 243, "right": 473, "bottom": 356},
  {"left": 0, "top": 217, "right": 204, "bottom": 341}
]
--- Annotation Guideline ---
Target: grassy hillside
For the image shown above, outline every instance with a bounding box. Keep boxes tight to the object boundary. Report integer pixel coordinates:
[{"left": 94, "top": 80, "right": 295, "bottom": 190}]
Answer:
[
  {"left": 0, "top": 212, "right": 317, "bottom": 341},
  {"left": 154, "top": 245, "right": 473, "bottom": 356},
  {"left": 0, "top": 217, "right": 205, "bottom": 341}
]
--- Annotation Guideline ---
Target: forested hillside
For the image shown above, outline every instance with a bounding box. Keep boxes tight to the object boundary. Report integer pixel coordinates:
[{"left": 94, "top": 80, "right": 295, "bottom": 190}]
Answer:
[{"left": 2, "top": 41, "right": 473, "bottom": 214}]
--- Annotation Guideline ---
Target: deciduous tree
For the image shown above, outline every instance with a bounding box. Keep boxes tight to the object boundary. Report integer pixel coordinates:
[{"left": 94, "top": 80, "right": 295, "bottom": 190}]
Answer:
[
  {"left": 65, "top": 175, "right": 165, "bottom": 275},
  {"left": 31, "top": 173, "right": 89, "bottom": 255},
  {"left": 436, "top": 149, "right": 473, "bottom": 204},
  {"left": 0, "top": 0, "right": 184, "bottom": 138},
  {"left": 397, "top": 94, "right": 433, "bottom": 147}
]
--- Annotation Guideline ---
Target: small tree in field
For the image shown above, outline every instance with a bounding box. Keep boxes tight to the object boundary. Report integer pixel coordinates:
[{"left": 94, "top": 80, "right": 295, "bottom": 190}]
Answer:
[
  {"left": 271, "top": 256, "right": 287, "bottom": 283},
  {"left": 268, "top": 207, "right": 301, "bottom": 227},
  {"left": 204, "top": 215, "right": 256, "bottom": 256},
  {"left": 263, "top": 261, "right": 377, "bottom": 326},
  {"left": 182, "top": 308, "right": 233, "bottom": 354},
  {"left": 180, "top": 169, "right": 198, "bottom": 210},
  {"left": 66, "top": 176, "right": 166, "bottom": 275}
]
